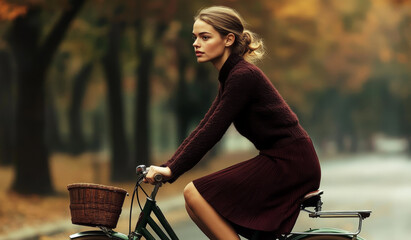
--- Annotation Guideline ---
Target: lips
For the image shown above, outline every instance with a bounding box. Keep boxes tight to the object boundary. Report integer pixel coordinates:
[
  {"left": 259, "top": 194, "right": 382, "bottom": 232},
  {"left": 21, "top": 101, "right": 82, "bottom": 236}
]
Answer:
[{"left": 195, "top": 51, "right": 204, "bottom": 57}]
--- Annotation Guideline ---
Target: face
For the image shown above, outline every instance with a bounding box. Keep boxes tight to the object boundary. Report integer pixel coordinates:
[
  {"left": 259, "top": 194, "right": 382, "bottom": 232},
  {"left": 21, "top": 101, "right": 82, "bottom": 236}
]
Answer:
[{"left": 192, "top": 20, "right": 233, "bottom": 69}]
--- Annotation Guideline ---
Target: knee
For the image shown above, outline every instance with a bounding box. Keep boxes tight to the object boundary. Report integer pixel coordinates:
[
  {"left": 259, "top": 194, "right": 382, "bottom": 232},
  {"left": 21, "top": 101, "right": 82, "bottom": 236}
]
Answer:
[{"left": 183, "top": 182, "right": 197, "bottom": 206}]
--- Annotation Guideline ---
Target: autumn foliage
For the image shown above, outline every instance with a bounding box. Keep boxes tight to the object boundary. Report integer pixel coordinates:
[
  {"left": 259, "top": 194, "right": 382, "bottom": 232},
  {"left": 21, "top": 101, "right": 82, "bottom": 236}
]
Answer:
[
  {"left": 0, "top": 0, "right": 27, "bottom": 21},
  {"left": 0, "top": 0, "right": 410, "bottom": 196}
]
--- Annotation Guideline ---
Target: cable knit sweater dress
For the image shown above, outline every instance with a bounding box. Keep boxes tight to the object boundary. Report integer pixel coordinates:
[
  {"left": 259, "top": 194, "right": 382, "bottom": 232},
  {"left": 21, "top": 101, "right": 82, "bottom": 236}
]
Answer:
[{"left": 161, "top": 54, "right": 321, "bottom": 238}]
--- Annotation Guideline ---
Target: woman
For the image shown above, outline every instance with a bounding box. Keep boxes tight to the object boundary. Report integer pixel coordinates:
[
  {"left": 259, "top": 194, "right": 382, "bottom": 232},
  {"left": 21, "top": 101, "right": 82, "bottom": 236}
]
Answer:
[{"left": 146, "top": 6, "right": 321, "bottom": 240}]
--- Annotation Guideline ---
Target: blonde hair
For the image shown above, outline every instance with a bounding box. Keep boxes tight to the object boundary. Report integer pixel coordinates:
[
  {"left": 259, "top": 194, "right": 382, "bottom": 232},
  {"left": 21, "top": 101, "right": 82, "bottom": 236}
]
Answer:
[{"left": 194, "top": 6, "right": 265, "bottom": 63}]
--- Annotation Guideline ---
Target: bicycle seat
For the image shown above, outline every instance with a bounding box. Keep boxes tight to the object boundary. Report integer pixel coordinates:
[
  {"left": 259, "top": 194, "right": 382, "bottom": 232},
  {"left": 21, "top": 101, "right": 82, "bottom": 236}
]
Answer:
[{"left": 301, "top": 190, "right": 323, "bottom": 210}]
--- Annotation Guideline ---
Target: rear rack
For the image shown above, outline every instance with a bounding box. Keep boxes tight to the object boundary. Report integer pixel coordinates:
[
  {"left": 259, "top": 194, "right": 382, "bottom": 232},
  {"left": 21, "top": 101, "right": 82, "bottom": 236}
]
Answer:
[
  {"left": 308, "top": 210, "right": 371, "bottom": 220},
  {"left": 291, "top": 190, "right": 372, "bottom": 238}
]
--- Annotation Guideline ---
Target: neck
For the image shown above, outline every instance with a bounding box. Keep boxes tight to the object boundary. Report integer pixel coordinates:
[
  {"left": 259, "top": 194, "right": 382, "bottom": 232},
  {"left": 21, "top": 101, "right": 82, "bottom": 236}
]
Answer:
[{"left": 212, "top": 49, "right": 232, "bottom": 71}]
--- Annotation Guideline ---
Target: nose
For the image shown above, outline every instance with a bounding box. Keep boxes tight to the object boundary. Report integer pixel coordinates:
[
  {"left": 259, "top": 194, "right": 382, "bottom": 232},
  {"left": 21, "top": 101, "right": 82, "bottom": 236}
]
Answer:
[{"left": 193, "top": 38, "right": 200, "bottom": 48}]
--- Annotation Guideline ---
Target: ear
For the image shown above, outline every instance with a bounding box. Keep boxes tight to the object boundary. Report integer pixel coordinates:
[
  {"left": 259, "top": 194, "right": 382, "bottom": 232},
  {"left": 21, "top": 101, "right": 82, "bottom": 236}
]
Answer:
[{"left": 225, "top": 33, "right": 235, "bottom": 47}]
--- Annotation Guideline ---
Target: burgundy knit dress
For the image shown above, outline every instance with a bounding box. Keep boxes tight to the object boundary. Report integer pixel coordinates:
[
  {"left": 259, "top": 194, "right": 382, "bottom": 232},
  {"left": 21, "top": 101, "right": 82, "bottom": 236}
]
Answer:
[{"left": 161, "top": 54, "right": 321, "bottom": 238}]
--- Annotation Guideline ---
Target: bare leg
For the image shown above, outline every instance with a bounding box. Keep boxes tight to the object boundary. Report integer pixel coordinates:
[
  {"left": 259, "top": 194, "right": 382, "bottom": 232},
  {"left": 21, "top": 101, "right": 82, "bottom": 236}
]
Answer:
[
  {"left": 183, "top": 182, "right": 240, "bottom": 240},
  {"left": 185, "top": 203, "right": 215, "bottom": 238}
]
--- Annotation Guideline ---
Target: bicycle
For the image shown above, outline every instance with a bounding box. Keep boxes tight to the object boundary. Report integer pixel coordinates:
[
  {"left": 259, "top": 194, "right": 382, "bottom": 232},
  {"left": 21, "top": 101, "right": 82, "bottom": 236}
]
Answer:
[{"left": 68, "top": 165, "right": 371, "bottom": 240}]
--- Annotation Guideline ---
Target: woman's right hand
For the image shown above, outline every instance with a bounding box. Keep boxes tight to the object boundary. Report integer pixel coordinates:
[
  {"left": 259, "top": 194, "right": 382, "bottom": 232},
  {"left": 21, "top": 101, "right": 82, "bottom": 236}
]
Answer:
[{"left": 144, "top": 166, "right": 172, "bottom": 184}]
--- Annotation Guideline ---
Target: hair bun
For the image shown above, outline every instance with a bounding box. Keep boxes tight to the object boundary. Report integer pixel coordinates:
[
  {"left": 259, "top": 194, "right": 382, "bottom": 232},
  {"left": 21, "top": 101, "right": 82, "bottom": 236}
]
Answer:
[
  {"left": 240, "top": 30, "right": 265, "bottom": 62},
  {"left": 242, "top": 32, "right": 252, "bottom": 46}
]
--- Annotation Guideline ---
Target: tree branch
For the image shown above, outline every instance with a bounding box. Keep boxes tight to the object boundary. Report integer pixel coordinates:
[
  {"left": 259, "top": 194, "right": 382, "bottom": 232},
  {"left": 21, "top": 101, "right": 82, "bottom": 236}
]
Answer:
[{"left": 38, "top": 0, "right": 85, "bottom": 71}]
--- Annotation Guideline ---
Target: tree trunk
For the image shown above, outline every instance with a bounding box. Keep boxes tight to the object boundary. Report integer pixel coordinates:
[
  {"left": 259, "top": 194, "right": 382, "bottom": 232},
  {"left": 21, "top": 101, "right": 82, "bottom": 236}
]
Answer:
[
  {"left": 68, "top": 63, "right": 93, "bottom": 155},
  {"left": 9, "top": 0, "right": 85, "bottom": 195},
  {"left": 134, "top": 21, "right": 167, "bottom": 167},
  {"left": 0, "top": 51, "right": 14, "bottom": 166},
  {"left": 135, "top": 47, "right": 153, "bottom": 167},
  {"left": 102, "top": 21, "right": 131, "bottom": 181},
  {"left": 89, "top": 109, "right": 104, "bottom": 152},
  {"left": 46, "top": 99, "right": 65, "bottom": 152}
]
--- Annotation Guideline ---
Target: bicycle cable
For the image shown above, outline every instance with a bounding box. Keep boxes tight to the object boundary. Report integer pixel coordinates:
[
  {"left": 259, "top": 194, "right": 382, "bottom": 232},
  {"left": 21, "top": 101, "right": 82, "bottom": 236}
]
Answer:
[
  {"left": 137, "top": 182, "right": 149, "bottom": 211},
  {"left": 129, "top": 176, "right": 151, "bottom": 235},
  {"left": 129, "top": 179, "right": 140, "bottom": 235}
]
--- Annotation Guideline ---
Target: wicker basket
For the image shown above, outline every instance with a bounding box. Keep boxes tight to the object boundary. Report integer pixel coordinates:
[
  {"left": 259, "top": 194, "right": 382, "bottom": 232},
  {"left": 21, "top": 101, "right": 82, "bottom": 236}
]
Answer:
[{"left": 67, "top": 183, "right": 127, "bottom": 229}]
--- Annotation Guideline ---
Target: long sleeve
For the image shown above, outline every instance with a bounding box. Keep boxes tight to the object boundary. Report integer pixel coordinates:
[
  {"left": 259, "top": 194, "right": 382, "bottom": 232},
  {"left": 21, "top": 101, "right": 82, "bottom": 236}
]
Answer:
[{"left": 164, "top": 70, "right": 255, "bottom": 182}]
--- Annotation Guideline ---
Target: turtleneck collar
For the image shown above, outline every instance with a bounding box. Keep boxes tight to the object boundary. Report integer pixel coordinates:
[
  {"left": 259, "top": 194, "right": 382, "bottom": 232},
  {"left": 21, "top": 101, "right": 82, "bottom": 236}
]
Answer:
[{"left": 218, "top": 54, "right": 243, "bottom": 84}]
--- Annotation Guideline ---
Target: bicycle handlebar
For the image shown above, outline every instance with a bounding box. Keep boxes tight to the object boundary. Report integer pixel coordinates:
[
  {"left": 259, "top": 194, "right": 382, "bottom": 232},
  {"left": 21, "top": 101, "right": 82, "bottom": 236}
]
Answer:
[{"left": 136, "top": 165, "right": 163, "bottom": 183}]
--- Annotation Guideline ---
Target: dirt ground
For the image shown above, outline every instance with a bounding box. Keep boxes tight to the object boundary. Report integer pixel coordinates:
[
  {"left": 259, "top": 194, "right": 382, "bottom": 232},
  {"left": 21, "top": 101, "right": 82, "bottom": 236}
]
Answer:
[{"left": 0, "top": 151, "right": 255, "bottom": 238}]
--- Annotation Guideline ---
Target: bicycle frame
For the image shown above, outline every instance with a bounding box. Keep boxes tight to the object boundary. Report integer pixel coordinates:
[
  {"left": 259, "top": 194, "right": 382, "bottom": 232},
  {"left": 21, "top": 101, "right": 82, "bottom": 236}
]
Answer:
[{"left": 132, "top": 183, "right": 179, "bottom": 240}]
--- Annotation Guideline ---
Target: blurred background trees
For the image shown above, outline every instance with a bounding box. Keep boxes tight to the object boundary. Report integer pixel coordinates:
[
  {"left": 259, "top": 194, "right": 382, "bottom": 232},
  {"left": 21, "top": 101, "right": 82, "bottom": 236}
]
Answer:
[{"left": 0, "top": 0, "right": 410, "bottom": 195}]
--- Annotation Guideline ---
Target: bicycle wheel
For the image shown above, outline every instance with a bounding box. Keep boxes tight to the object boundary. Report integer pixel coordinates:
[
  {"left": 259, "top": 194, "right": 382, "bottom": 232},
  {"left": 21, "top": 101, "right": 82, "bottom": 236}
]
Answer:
[
  {"left": 70, "top": 234, "right": 125, "bottom": 240},
  {"left": 298, "top": 235, "right": 352, "bottom": 239},
  {"left": 70, "top": 236, "right": 111, "bottom": 240},
  {"left": 69, "top": 231, "right": 128, "bottom": 240}
]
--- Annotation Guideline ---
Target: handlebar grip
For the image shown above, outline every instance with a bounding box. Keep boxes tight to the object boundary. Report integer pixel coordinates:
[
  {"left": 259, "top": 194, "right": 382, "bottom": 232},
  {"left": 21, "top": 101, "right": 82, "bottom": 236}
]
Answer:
[{"left": 154, "top": 174, "right": 163, "bottom": 182}]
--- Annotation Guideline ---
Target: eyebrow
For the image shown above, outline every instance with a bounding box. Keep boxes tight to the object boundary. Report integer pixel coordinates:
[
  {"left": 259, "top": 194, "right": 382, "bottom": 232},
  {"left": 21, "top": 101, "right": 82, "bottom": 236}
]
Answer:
[{"left": 192, "top": 31, "right": 212, "bottom": 36}]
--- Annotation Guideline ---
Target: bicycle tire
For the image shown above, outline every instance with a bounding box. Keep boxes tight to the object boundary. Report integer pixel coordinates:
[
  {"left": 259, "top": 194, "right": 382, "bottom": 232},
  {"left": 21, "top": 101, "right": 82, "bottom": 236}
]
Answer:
[
  {"left": 297, "top": 235, "right": 352, "bottom": 240},
  {"left": 70, "top": 236, "right": 126, "bottom": 240},
  {"left": 69, "top": 231, "right": 128, "bottom": 240},
  {"left": 70, "top": 237, "right": 110, "bottom": 240}
]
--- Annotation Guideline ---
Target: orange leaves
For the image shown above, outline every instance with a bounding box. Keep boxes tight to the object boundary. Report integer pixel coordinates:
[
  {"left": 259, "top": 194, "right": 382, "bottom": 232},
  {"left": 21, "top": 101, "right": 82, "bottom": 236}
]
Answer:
[
  {"left": 389, "top": 0, "right": 411, "bottom": 5},
  {"left": 264, "top": 0, "right": 411, "bottom": 94},
  {"left": 0, "top": 0, "right": 28, "bottom": 21},
  {"left": 275, "top": 0, "right": 320, "bottom": 19}
]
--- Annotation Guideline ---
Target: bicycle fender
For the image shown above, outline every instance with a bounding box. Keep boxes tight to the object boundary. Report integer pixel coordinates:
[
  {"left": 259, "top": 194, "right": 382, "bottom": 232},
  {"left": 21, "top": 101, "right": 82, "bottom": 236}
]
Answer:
[
  {"left": 69, "top": 230, "right": 128, "bottom": 239},
  {"left": 287, "top": 228, "right": 366, "bottom": 240}
]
